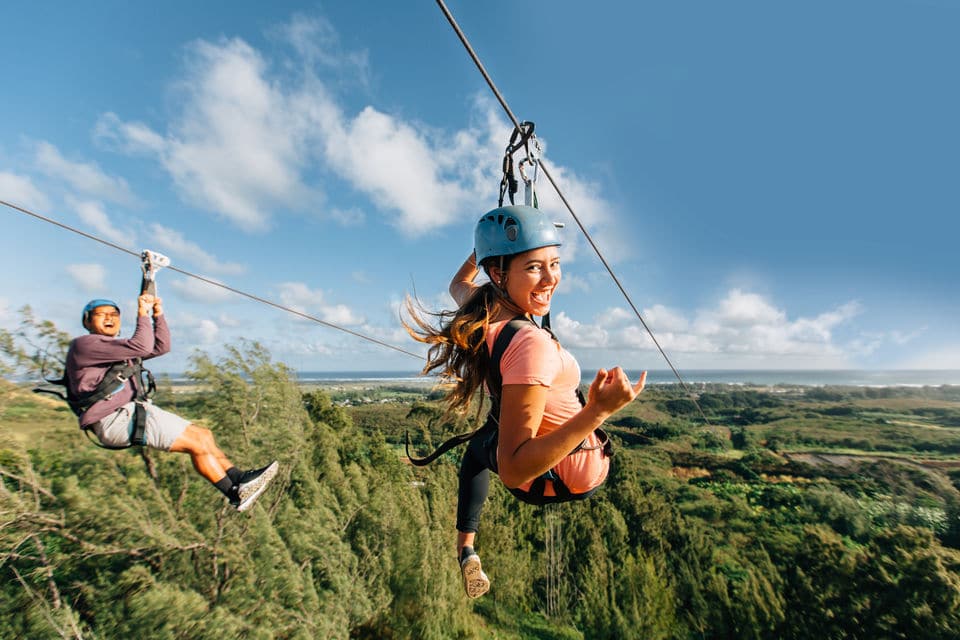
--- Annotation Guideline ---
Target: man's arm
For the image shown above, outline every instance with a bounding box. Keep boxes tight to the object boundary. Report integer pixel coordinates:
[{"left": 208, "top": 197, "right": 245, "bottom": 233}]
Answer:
[
  {"left": 149, "top": 297, "right": 171, "bottom": 357},
  {"left": 71, "top": 317, "right": 155, "bottom": 367}
]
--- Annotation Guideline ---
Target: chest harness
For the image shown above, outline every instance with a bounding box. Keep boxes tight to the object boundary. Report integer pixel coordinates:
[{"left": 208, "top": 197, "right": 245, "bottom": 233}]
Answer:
[
  {"left": 407, "top": 315, "right": 612, "bottom": 505},
  {"left": 35, "top": 359, "right": 156, "bottom": 449}
]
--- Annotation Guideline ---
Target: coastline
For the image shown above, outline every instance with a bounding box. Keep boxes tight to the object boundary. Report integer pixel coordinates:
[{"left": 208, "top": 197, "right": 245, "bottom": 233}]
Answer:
[{"left": 154, "top": 369, "right": 960, "bottom": 394}]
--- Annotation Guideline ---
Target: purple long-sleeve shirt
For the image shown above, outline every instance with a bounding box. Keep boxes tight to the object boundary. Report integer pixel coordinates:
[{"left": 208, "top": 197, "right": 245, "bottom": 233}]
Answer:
[{"left": 65, "top": 314, "right": 171, "bottom": 427}]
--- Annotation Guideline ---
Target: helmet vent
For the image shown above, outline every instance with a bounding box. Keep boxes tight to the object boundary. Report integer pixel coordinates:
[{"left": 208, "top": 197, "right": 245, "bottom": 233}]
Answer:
[{"left": 505, "top": 218, "right": 519, "bottom": 241}]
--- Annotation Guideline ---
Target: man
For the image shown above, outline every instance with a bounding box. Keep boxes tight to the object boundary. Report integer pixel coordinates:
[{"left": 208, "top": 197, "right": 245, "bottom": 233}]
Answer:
[{"left": 66, "top": 293, "right": 277, "bottom": 511}]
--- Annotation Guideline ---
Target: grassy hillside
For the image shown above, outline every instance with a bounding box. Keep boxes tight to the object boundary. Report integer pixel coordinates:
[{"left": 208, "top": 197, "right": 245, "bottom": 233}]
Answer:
[{"left": 3, "top": 366, "right": 960, "bottom": 639}]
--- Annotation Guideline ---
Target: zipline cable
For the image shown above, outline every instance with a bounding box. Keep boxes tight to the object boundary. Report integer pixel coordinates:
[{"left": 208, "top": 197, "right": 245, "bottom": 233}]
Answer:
[
  {"left": 0, "top": 198, "right": 425, "bottom": 361},
  {"left": 435, "top": 0, "right": 710, "bottom": 425}
]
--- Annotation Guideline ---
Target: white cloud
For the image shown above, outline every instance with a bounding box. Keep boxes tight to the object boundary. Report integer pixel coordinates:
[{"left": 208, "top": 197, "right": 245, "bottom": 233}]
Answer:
[
  {"left": 71, "top": 198, "right": 136, "bottom": 247},
  {"left": 320, "top": 106, "right": 473, "bottom": 235},
  {"left": 0, "top": 171, "right": 50, "bottom": 211},
  {"left": 317, "top": 303, "right": 360, "bottom": 326},
  {"left": 167, "top": 277, "right": 235, "bottom": 303},
  {"left": 94, "top": 113, "right": 166, "bottom": 155},
  {"left": 643, "top": 304, "right": 690, "bottom": 333},
  {"left": 714, "top": 289, "right": 785, "bottom": 327},
  {"left": 888, "top": 328, "right": 924, "bottom": 346},
  {"left": 552, "top": 312, "right": 610, "bottom": 349},
  {"left": 34, "top": 141, "right": 135, "bottom": 205},
  {"left": 95, "top": 24, "right": 621, "bottom": 248},
  {"left": 558, "top": 272, "right": 591, "bottom": 294},
  {"left": 194, "top": 318, "right": 220, "bottom": 344},
  {"left": 172, "top": 313, "right": 220, "bottom": 345},
  {"left": 218, "top": 313, "right": 242, "bottom": 328},
  {"left": 98, "top": 38, "right": 321, "bottom": 232},
  {"left": 278, "top": 281, "right": 365, "bottom": 325},
  {"left": 66, "top": 263, "right": 107, "bottom": 292},
  {"left": 275, "top": 337, "right": 334, "bottom": 357},
  {"left": 148, "top": 223, "right": 245, "bottom": 275},
  {"left": 329, "top": 206, "right": 365, "bottom": 226},
  {"left": 554, "top": 289, "right": 867, "bottom": 368},
  {"left": 531, "top": 162, "right": 626, "bottom": 264},
  {"left": 275, "top": 14, "right": 370, "bottom": 82},
  {"left": 897, "top": 344, "right": 960, "bottom": 369}
]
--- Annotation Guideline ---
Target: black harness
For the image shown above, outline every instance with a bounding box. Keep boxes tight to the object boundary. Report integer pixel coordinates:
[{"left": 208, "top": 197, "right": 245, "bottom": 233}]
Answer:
[
  {"left": 407, "top": 316, "right": 612, "bottom": 505},
  {"left": 35, "top": 359, "right": 156, "bottom": 449}
]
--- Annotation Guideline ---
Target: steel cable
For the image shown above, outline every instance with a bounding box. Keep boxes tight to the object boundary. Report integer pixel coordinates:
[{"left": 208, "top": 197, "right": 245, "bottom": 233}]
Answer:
[
  {"left": 0, "top": 198, "right": 425, "bottom": 361},
  {"left": 435, "top": 0, "right": 711, "bottom": 424}
]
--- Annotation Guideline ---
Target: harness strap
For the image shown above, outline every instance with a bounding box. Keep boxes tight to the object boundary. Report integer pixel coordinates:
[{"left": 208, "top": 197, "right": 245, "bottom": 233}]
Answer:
[
  {"left": 406, "top": 418, "right": 495, "bottom": 467},
  {"left": 406, "top": 314, "right": 614, "bottom": 478},
  {"left": 131, "top": 402, "right": 147, "bottom": 446},
  {"left": 34, "top": 361, "right": 138, "bottom": 417},
  {"left": 34, "top": 358, "right": 155, "bottom": 449},
  {"left": 80, "top": 401, "right": 148, "bottom": 450},
  {"left": 405, "top": 317, "right": 530, "bottom": 466}
]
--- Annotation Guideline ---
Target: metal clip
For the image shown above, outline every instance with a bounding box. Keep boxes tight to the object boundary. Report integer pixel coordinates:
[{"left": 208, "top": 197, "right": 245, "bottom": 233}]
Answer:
[
  {"left": 141, "top": 250, "right": 170, "bottom": 281},
  {"left": 518, "top": 137, "right": 541, "bottom": 208},
  {"left": 140, "top": 250, "right": 171, "bottom": 296}
]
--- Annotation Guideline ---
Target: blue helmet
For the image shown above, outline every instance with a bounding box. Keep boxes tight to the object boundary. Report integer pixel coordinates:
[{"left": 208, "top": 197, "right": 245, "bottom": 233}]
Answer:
[
  {"left": 474, "top": 205, "right": 562, "bottom": 264},
  {"left": 82, "top": 299, "right": 120, "bottom": 326}
]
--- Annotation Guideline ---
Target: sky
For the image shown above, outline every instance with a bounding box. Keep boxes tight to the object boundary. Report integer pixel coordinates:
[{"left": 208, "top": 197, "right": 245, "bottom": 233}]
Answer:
[{"left": 1, "top": 1, "right": 958, "bottom": 375}]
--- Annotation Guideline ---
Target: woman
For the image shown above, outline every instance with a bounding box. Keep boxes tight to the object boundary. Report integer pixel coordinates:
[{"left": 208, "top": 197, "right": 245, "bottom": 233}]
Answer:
[{"left": 406, "top": 205, "right": 647, "bottom": 598}]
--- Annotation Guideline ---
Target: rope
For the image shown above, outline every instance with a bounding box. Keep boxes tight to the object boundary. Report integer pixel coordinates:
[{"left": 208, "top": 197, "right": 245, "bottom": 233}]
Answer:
[
  {"left": 434, "top": 0, "right": 711, "bottom": 425},
  {"left": 0, "top": 198, "right": 425, "bottom": 361}
]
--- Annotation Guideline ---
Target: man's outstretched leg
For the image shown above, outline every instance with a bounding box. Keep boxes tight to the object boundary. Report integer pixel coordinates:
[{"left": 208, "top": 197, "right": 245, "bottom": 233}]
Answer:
[{"left": 169, "top": 423, "right": 278, "bottom": 511}]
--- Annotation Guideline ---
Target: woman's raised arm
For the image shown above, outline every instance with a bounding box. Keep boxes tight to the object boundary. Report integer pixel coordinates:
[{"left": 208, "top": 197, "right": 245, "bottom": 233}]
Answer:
[{"left": 450, "top": 252, "right": 480, "bottom": 307}]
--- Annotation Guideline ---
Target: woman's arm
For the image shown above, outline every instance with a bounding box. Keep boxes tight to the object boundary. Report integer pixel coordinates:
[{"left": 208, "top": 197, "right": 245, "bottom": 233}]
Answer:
[
  {"left": 497, "top": 368, "right": 647, "bottom": 488},
  {"left": 450, "top": 252, "right": 480, "bottom": 307}
]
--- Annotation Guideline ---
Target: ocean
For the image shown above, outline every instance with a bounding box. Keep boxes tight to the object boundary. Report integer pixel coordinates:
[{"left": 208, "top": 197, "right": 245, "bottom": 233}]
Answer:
[{"left": 287, "top": 369, "right": 960, "bottom": 387}]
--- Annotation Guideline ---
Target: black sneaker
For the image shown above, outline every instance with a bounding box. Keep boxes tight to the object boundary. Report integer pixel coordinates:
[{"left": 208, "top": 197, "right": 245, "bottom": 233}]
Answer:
[{"left": 232, "top": 461, "right": 279, "bottom": 512}]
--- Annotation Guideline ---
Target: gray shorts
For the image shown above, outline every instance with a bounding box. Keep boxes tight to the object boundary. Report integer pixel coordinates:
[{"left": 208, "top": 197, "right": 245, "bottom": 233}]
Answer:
[{"left": 93, "top": 401, "right": 190, "bottom": 451}]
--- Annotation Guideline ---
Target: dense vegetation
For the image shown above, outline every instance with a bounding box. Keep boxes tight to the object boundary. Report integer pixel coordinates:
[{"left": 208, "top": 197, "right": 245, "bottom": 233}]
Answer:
[{"left": 2, "top": 314, "right": 960, "bottom": 638}]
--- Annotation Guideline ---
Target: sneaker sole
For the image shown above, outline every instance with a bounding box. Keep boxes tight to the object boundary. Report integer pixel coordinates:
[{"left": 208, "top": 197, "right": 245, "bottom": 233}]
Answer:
[
  {"left": 461, "top": 555, "right": 490, "bottom": 599},
  {"left": 236, "top": 461, "right": 279, "bottom": 512}
]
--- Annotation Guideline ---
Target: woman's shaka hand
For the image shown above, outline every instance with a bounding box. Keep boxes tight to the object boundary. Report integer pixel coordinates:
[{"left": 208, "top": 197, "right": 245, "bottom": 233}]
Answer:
[{"left": 587, "top": 367, "right": 647, "bottom": 416}]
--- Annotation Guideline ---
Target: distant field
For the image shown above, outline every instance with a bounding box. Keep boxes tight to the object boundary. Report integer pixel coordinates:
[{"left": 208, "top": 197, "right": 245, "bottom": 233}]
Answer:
[
  {"left": 6, "top": 380, "right": 960, "bottom": 468},
  {"left": 1, "top": 385, "right": 76, "bottom": 445}
]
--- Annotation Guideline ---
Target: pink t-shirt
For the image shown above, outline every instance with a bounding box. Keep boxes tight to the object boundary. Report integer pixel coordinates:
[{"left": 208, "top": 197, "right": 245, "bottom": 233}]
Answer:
[{"left": 486, "top": 319, "right": 609, "bottom": 496}]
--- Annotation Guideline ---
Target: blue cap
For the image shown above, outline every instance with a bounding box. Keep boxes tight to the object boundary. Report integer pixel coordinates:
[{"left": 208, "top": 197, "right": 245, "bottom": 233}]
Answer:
[
  {"left": 82, "top": 299, "right": 120, "bottom": 325},
  {"left": 474, "top": 205, "right": 562, "bottom": 264}
]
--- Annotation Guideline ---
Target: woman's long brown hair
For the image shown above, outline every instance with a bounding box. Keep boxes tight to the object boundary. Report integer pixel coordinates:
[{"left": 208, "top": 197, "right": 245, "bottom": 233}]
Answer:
[{"left": 404, "top": 258, "right": 518, "bottom": 417}]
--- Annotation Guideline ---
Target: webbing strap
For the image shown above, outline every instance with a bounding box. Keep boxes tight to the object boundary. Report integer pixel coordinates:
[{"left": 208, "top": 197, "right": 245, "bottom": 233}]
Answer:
[
  {"left": 498, "top": 122, "right": 536, "bottom": 207},
  {"left": 484, "top": 316, "right": 536, "bottom": 414},
  {"left": 405, "top": 317, "right": 531, "bottom": 466},
  {"left": 405, "top": 314, "right": 611, "bottom": 479},
  {"left": 34, "top": 357, "right": 155, "bottom": 449},
  {"left": 81, "top": 401, "right": 147, "bottom": 450},
  {"left": 130, "top": 402, "right": 147, "bottom": 446},
  {"left": 405, "top": 416, "right": 495, "bottom": 467}
]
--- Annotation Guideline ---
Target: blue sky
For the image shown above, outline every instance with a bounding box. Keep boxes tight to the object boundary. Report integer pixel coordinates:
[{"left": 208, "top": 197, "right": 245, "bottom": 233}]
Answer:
[{"left": 1, "top": 1, "right": 957, "bottom": 374}]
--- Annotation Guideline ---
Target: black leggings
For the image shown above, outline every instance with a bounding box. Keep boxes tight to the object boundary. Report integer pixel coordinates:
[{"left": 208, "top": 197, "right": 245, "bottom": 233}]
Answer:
[
  {"left": 456, "top": 428, "right": 603, "bottom": 533},
  {"left": 456, "top": 433, "right": 496, "bottom": 534}
]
